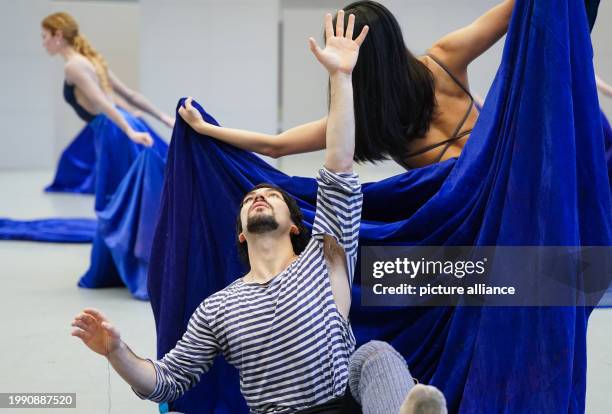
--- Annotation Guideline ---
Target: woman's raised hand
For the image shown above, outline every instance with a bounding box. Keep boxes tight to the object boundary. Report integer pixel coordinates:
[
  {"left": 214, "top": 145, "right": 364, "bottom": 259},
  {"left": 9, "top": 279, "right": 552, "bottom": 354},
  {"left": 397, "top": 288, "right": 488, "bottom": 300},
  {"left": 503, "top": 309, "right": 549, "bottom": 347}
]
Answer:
[
  {"left": 308, "top": 11, "right": 369, "bottom": 76},
  {"left": 71, "top": 308, "right": 123, "bottom": 357}
]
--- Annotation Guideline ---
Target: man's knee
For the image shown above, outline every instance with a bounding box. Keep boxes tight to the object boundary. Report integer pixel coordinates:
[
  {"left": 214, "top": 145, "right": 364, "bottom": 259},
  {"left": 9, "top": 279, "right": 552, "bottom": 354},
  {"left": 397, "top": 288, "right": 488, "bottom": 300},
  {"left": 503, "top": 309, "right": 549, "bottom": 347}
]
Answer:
[
  {"left": 350, "top": 340, "right": 406, "bottom": 370},
  {"left": 348, "top": 340, "right": 411, "bottom": 402}
]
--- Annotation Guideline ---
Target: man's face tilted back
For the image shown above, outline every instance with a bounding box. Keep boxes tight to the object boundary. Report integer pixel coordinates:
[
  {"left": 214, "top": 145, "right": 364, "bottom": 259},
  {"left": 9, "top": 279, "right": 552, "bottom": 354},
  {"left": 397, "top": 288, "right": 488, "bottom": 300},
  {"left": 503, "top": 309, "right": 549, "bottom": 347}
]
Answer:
[{"left": 238, "top": 186, "right": 296, "bottom": 242}]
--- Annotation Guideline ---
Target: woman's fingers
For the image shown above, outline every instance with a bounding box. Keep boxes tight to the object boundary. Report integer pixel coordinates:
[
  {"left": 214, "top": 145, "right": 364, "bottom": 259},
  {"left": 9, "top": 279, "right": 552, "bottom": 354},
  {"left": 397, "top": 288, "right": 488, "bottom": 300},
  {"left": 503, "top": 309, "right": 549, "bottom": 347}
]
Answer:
[
  {"left": 336, "top": 10, "right": 344, "bottom": 37},
  {"left": 324, "top": 13, "right": 334, "bottom": 40},
  {"left": 354, "top": 25, "right": 369, "bottom": 46},
  {"left": 345, "top": 13, "right": 355, "bottom": 40}
]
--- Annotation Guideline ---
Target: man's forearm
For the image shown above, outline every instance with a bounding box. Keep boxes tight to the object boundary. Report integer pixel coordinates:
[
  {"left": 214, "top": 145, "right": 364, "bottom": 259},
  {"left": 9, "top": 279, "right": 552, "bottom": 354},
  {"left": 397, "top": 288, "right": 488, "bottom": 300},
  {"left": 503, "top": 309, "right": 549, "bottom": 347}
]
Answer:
[
  {"left": 107, "top": 341, "right": 157, "bottom": 397},
  {"left": 324, "top": 73, "right": 355, "bottom": 173}
]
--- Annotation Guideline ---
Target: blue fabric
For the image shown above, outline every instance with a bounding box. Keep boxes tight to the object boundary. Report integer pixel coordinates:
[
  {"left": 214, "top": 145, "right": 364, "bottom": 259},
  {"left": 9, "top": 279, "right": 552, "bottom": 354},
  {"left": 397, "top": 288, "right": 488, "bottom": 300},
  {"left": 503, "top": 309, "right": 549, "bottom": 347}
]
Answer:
[
  {"left": 77, "top": 109, "right": 168, "bottom": 300},
  {"left": 45, "top": 124, "right": 97, "bottom": 194},
  {"left": 90, "top": 148, "right": 165, "bottom": 300},
  {"left": 585, "top": 0, "right": 600, "bottom": 31},
  {"left": 90, "top": 109, "right": 167, "bottom": 212},
  {"left": 0, "top": 218, "right": 96, "bottom": 243},
  {"left": 46, "top": 115, "right": 164, "bottom": 196},
  {"left": 147, "top": 1, "right": 611, "bottom": 413}
]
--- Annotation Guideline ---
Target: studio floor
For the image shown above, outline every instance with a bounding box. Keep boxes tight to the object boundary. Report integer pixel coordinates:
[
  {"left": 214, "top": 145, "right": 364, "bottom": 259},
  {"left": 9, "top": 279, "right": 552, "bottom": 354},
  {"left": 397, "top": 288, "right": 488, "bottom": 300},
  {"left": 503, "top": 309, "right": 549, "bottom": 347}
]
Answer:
[{"left": 0, "top": 170, "right": 610, "bottom": 414}]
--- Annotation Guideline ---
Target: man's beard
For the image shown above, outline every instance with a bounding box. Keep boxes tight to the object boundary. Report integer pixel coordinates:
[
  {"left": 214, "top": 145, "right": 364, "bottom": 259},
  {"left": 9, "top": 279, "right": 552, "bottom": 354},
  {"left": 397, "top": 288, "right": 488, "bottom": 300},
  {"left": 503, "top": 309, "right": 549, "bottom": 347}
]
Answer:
[{"left": 246, "top": 214, "right": 279, "bottom": 234}]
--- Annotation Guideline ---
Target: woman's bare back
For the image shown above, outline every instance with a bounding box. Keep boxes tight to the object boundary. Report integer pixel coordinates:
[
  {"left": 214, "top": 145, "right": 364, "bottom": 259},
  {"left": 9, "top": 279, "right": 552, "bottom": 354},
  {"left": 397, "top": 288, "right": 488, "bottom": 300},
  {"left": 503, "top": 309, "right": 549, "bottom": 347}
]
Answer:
[
  {"left": 64, "top": 54, "right": 110, "bottom": 115},
  {"left": 402, "top": 54, "right": 479, "bottom": 169}
]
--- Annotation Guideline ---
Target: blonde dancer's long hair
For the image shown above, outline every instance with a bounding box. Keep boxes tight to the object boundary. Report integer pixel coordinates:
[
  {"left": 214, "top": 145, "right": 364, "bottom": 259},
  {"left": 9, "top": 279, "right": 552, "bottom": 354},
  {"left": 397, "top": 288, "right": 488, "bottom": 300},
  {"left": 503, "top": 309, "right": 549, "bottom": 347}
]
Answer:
[{"left": 42, "top": 12, "right": 111, "bottom": 92}]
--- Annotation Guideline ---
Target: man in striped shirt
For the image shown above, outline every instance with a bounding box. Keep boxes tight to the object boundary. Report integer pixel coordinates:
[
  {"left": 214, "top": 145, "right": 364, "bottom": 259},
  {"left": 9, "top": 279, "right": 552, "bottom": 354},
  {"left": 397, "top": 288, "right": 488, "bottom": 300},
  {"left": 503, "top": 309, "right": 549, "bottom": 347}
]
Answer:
[
  {"left": 71, "top": 11, "right": 369, "bottom": 414},
  {"left": 71, "top": 9, "right": 450, "bottom": 413}
]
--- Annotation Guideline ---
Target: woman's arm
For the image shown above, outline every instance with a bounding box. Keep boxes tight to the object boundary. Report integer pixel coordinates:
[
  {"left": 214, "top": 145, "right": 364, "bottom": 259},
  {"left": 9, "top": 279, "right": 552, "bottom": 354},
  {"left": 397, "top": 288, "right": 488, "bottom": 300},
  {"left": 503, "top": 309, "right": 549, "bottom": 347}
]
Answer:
[
  {"left": 65, "top": 61, "right": 153, "bottom": 146},
  {"left": 429, "top": 0, "right": 515, "bottom": 74},
  {"left": 108, "top": 70, "right": 175, "bottom": 128},
  {"left": 596, "top": 75, "right": 612, "bottom": 98},
  {"left": 113, "top": 93, "right": 143, "bottom": 117},
  {"left": 179, "top": 98, "right": 326, "bottom": 158}
]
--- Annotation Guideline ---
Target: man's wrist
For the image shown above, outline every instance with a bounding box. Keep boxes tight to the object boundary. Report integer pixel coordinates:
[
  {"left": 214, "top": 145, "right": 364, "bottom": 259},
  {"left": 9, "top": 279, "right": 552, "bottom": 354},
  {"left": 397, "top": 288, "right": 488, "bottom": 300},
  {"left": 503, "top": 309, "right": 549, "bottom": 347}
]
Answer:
[{"left": 106, "top": 340, "right": 127, "bottom": 361}]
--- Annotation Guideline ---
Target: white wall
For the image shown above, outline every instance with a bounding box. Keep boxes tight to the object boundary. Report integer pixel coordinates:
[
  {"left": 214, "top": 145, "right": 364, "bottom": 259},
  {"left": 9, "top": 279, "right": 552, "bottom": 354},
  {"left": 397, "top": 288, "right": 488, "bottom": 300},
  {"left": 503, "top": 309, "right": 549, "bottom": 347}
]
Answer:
[
  {"left": 0, "top": 0, "right": 55, "bottom": 169},
  {"left": 139, "top": 0, "right": 279, "bottom": 146},
  {"left": 592, "top": 0, "right": 612, "bottom": 116}
]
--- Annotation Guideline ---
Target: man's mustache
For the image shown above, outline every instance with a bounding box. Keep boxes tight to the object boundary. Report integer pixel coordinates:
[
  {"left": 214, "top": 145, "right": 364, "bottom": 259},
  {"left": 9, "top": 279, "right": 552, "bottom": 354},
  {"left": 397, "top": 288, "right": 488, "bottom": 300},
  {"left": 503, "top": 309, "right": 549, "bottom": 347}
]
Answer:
[{"left": 249, "top": 199, "right": 272, "bottom": 212}]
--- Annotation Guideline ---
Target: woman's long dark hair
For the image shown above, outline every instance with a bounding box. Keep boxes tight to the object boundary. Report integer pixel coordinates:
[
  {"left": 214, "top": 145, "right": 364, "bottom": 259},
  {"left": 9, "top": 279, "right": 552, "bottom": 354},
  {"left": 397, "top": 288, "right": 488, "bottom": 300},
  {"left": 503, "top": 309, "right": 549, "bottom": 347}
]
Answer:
[{"left": 333, "top": 1, "right": 436, "bottom": 163}]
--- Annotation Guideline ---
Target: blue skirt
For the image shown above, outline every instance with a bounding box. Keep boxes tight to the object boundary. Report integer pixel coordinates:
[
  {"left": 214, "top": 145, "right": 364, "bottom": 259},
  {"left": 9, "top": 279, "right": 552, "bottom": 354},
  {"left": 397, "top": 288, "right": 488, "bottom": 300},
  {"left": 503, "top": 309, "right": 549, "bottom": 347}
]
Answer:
[
  {"left": 45, "top": 123, "right": 96, "bottom": 194},
  {"left": 76, "top": 109, "right": 168, "bottom": 300},
  {"left": 45, "top": 114, "right": 165, "bottom": 196}
]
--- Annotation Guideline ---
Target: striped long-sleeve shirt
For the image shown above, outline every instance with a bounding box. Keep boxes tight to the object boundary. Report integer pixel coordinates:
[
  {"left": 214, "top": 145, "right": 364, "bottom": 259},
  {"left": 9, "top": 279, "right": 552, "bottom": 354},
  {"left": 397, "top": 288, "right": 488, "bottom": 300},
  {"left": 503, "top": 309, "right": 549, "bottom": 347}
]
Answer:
[{"left": 135, "top": 167, "right": 363, "bottom": 413}]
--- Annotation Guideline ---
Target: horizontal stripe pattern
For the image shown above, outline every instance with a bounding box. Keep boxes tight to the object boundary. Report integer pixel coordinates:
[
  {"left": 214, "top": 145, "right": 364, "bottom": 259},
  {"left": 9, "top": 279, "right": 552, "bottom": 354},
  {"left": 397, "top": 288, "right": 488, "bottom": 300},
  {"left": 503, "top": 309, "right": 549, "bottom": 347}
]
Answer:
[{"left": 136, "top": 167, "right": 362, "bottom": 413}]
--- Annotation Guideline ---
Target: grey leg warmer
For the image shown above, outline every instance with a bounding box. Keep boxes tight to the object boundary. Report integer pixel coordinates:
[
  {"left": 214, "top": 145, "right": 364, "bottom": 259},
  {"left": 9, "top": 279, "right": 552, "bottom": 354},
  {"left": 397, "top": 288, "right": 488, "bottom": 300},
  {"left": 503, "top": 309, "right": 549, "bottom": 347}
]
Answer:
[{"left": 348, "top": 340, "right": 415, "bottom": 414}]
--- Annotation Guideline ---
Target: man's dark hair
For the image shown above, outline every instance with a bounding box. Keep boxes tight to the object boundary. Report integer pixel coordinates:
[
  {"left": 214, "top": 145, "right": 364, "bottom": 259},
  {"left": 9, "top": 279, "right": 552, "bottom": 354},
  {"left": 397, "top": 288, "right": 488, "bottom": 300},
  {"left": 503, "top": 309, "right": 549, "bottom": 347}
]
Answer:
[
  {"left": 332, "top": 1, "right": 437, "bottom": 164},
  {"left": 236, "top": 183, "right": 310, "bottom": 267}
]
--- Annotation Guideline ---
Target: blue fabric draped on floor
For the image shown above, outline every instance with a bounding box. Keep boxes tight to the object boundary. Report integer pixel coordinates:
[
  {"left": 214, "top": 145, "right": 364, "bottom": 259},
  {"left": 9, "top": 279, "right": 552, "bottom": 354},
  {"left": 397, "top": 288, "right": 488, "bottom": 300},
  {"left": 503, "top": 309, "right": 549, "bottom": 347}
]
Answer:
[
  {"left": 147, "top": 0, "right": 611, "bottom": 412},
  {"left": 76, "top": 109, "right": 168, "bottom": 300},
  {"left": 0, "top": 218, "right": 96, "bottom": 243}
]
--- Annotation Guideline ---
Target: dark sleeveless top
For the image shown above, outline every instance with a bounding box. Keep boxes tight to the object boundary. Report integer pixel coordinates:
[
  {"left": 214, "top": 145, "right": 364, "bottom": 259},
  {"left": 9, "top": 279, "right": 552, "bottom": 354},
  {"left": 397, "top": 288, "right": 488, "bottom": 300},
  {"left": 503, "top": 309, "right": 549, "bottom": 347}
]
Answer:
[
  {"left": 63, "top": 81, "right": 96, "bottom": 122},
  {"left": 403, "top": 53, "right": 479, "bottom": 164}
]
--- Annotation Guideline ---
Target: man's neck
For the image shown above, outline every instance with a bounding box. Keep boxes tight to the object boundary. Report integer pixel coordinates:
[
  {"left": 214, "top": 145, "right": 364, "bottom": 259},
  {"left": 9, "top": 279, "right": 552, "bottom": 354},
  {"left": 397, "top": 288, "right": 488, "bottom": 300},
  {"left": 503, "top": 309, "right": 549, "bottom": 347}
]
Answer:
[{"left": 244, "top": 234, "right": 297, "bottom": 284}]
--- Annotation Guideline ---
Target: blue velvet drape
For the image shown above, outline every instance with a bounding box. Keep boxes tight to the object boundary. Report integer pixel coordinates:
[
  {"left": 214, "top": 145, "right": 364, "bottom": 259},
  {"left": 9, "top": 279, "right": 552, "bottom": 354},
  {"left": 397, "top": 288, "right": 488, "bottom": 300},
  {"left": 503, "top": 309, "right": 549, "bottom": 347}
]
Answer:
[
  {"left": 148, "top": 0, "right": 611, "bottom": 412},
  {"left": 76, "top": 109, "right": 168, "bottom": 300}
]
